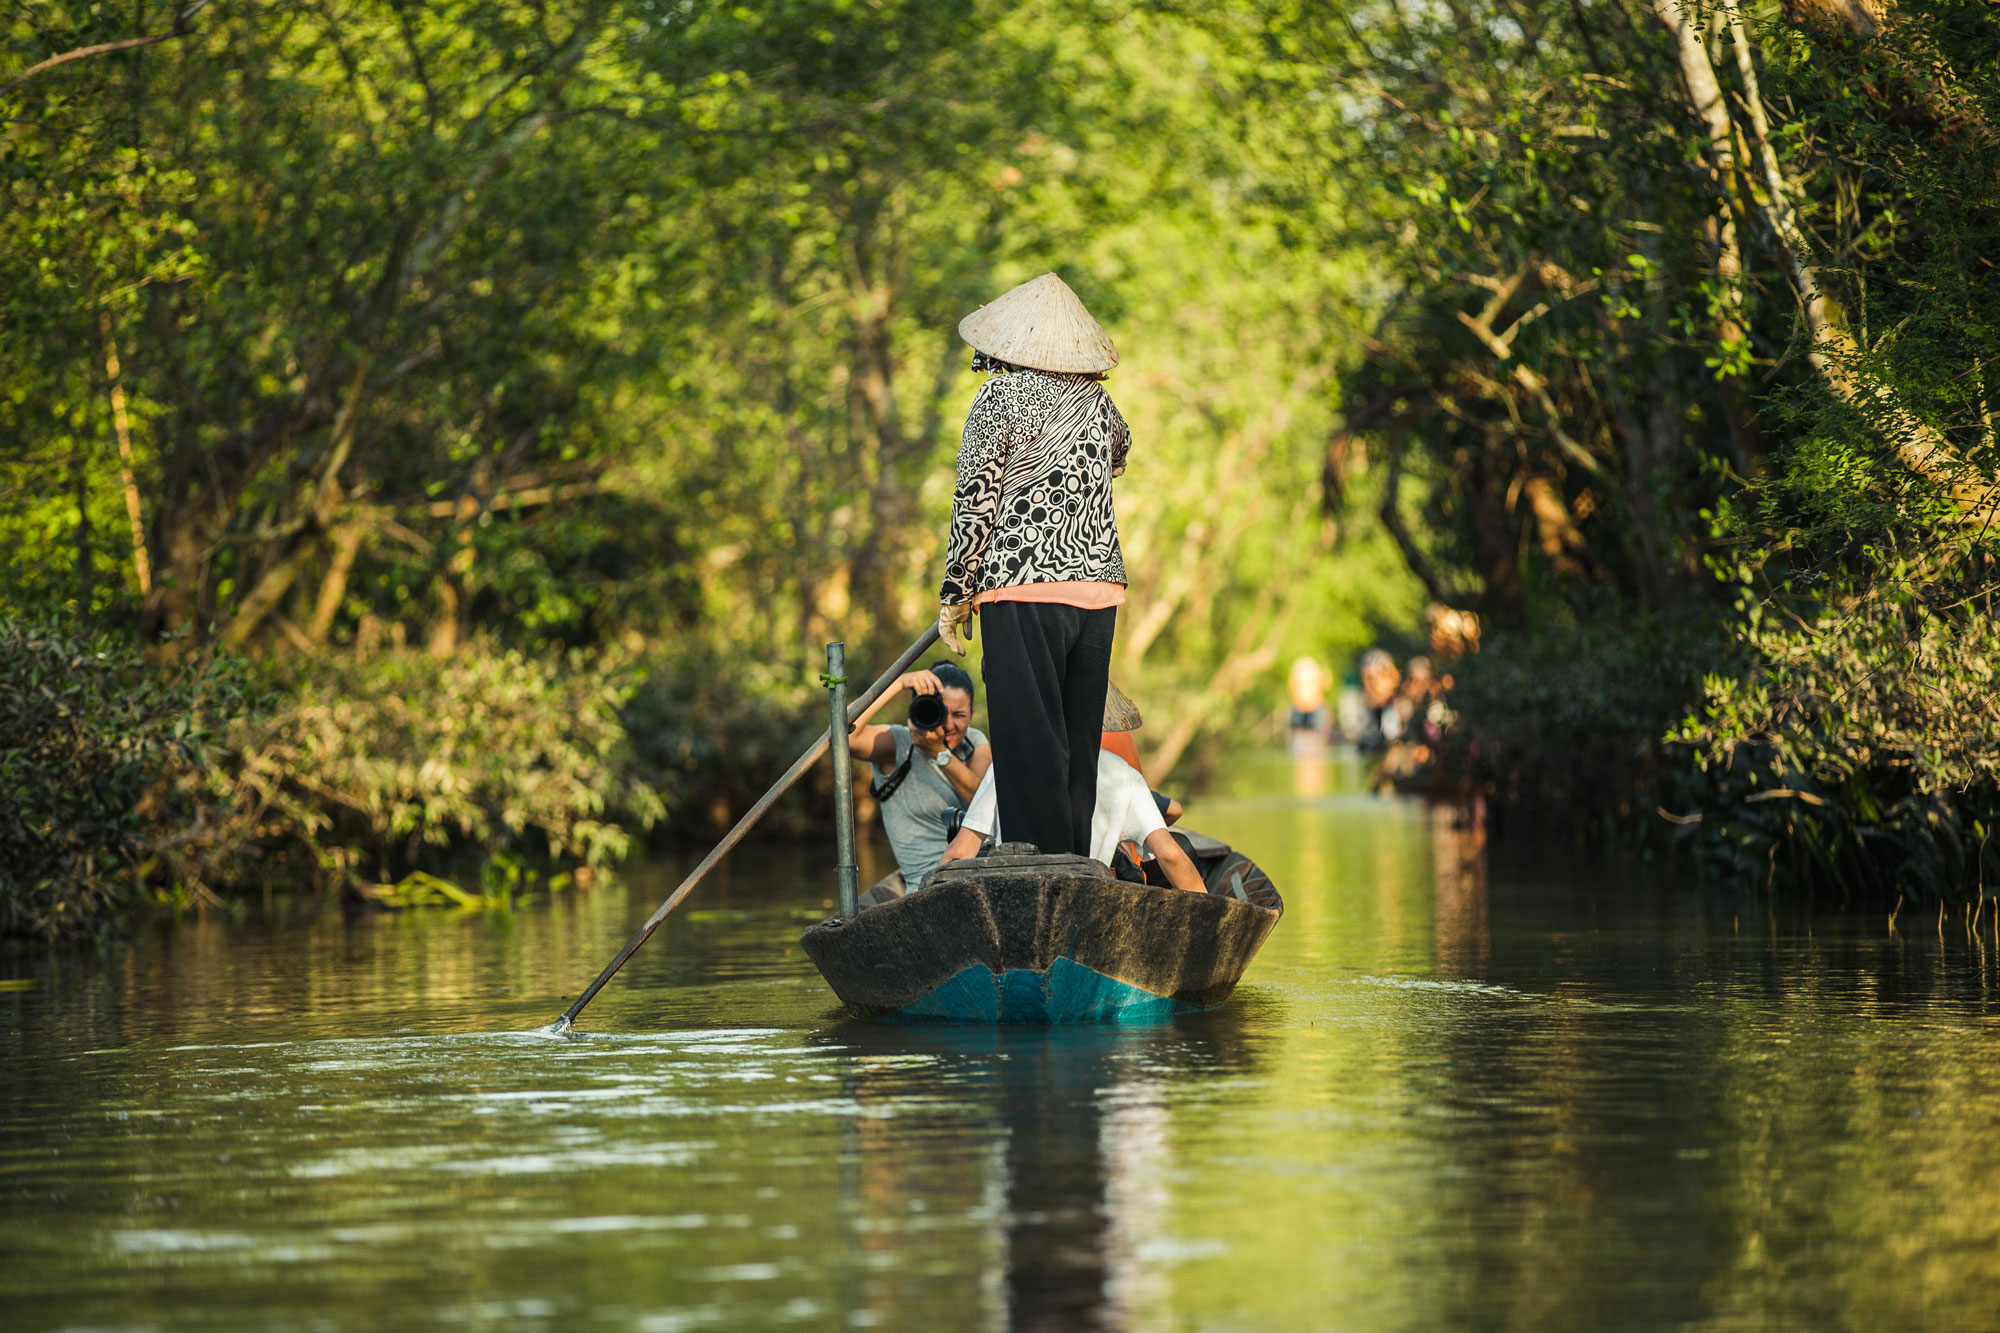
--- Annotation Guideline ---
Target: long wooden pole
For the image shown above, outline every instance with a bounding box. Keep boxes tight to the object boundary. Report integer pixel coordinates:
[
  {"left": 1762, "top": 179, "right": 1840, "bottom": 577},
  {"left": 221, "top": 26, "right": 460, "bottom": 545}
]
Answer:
[
  {"left": 826, "top": 642, "right": 861, "bottom": 918},
  {"left": 555, "top": 625, "right": 941, "bottom": 1032}
]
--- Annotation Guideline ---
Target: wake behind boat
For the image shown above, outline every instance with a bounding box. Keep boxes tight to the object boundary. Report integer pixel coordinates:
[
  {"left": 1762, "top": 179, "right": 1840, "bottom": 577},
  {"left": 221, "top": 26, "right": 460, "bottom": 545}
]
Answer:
[{"left": 799, "top": 834, "right": 1282, "bottom": 1023}]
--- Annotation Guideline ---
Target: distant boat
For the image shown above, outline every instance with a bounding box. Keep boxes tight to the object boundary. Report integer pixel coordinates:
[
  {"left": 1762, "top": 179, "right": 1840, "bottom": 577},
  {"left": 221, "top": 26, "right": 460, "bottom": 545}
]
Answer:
[{"left": 798, "top": 834, "right": 1283, "bottom": 1023}]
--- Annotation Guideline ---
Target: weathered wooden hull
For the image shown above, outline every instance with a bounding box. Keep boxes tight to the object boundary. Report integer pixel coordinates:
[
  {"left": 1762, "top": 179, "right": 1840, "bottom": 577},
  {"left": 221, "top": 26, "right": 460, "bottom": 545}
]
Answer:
[{"left": 798, "top": 843, "right": 1282, "bottom": 1023}]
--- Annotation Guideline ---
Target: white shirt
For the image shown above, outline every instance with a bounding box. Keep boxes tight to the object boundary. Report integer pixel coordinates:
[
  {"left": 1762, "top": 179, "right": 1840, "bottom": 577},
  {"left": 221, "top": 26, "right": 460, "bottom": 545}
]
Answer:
[
  {"left": 959, "top": 750, "right": 1166, "bottom": 865},
  {"left": 962, "top": 763, "right": 1001, "bottom": 840}
]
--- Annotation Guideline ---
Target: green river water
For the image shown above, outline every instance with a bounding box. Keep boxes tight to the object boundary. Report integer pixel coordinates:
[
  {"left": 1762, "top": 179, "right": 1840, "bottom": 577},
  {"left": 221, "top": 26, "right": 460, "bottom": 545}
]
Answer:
[{"left": 5, "top": 752, "right": 2000, "bottom": 1331}]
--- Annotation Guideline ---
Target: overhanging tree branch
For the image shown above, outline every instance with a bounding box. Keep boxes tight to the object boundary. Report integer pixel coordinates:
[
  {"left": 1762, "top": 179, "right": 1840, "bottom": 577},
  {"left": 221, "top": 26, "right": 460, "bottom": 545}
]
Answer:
[
  {"left": 0, "top": 1, "right": 214, "bottom": 95},
  {"left": 1656, "top": 0, "right": 1998, "bottom": 521}
]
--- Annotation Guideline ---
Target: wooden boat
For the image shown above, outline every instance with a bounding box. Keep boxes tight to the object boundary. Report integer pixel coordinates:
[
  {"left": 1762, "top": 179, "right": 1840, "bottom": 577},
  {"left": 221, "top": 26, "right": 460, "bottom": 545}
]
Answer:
[{"left": 798, "top": 834, "right": 1283, "bottom": 1023}]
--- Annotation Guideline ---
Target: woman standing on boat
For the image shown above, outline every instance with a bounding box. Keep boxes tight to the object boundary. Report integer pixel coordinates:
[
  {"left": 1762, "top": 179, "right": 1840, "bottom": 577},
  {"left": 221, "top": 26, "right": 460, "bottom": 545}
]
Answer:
[{"left": 937, "top": 273, "right": 1128, "bottom": 859}]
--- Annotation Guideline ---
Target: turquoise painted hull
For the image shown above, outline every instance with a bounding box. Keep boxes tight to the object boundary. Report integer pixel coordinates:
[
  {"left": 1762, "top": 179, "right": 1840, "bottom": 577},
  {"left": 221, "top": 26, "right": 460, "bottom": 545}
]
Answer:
[
  {"left": 798, "top": 842, "right": 1283, "bottom": 1026},
  {"left": 890, "top": 957, "right": 1203, "bottom": 1024}
]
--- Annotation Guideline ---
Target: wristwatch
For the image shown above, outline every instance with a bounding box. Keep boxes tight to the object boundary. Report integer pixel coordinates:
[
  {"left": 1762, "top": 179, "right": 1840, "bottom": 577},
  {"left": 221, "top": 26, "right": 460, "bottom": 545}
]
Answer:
[{"left": 932, "top": 748, "right": 953, "bottom": 770}]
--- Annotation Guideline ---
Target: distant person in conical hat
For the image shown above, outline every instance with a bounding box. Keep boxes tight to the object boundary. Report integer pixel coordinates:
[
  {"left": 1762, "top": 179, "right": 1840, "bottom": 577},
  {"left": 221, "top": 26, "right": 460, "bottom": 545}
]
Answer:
[
  {"left": 1287, "top": 655, "right": 1332, "bottom": 740},
  {"left": 937, "top": 272, "right": 1128, "bottom": 860}
]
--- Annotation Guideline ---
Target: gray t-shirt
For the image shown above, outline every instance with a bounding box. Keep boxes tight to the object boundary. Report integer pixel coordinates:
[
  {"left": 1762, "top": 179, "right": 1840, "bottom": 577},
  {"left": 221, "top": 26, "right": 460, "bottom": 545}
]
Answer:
[{"left": 876, "top": 724, "right": 988, "bottom": 883}]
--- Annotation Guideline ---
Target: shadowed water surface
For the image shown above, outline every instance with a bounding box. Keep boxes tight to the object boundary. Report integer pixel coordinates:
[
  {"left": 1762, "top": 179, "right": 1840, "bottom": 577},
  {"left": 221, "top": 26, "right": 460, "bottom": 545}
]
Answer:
[{"left": 5, "top": 752, "right": 2000, "bottom": 1330}]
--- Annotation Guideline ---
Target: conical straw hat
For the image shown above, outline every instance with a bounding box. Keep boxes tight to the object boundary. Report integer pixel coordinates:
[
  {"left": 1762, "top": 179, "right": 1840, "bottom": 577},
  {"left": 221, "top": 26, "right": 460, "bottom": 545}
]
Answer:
[
  {"left": 959, "top": 273, "right": 1118, "bottom": 375},
  {"left": 1102, "top": 679, "right": 1143, "bottom": 732}
]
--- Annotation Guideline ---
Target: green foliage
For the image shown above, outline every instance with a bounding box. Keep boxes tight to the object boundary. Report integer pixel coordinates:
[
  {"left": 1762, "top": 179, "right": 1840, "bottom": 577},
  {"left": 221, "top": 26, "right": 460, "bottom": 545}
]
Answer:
[
  {"left": 1670, "top": 1, "right": 2000, "bottom": 899},
  {"left": 0, "top": 608, "right": 658, "bottom": 937},
  {"left": 166, "top": 645, "right": 665, "bottom": 892},
  {"left": 1446, "top": 613, "right": 1733, "bottom": 845},
  {"left": 364, "top": 852, "right": 576, "bottom": 911},
  {"left": 621, "top": 651, "right": 827, "bottom": 838},
  {"left": 17, "top": 0, "right": 1993, "bottom": 918},
  {"left": 2, "top": 0, "right": 1404, "bottom": 857},
  {"left": 1673, "top": 582, "right": 2000, "bottom": 900},
  {"left": 1246, "top": 0, "right": 2000, "bottom": 898},
  {"left": 1247, "top": 0, "right": 1747, "bottom": 622},
  {"left": 0, "top": 615, "right": 247, "bottom": 939}
]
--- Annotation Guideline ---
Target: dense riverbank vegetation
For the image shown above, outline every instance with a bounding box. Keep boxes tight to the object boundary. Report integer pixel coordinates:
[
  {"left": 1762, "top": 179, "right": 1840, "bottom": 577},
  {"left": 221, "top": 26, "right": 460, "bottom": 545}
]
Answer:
[
  {"left": 1270, "top": 0, "right": 2000, "bottom": 896},
  {"left": 4, "top": 1, "right": 1994, "bottom": 936}
]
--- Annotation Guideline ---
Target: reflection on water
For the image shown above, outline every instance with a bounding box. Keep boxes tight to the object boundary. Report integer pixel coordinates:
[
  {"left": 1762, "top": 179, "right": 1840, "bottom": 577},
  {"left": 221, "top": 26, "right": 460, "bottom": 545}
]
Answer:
[
  {"left": 812, "top": 1006, "right": 1273, "bottom": 1333},
  {"left": 5, "top": 750, "right": 2000, "bottom": 1330}
]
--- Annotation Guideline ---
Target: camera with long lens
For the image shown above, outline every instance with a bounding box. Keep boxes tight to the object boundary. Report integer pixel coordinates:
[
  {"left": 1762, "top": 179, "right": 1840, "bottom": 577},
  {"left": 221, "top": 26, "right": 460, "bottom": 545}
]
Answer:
[{"left": 907, "top": 692, "right": 948, "bottom": 733}]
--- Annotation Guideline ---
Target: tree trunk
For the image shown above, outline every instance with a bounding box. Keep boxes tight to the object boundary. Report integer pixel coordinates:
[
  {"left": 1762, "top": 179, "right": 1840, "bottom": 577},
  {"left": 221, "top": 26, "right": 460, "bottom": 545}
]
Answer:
[
  {"left": 100, "top": 312, "right": 152, "bottom": 596},
  {"left": 428, "top": 466, "right": 488, "bottom": 659},
  {"left": 1653, "top": 1, "right": 1752, "bottom": 354},
  {"left": 1523, "top": 475, "right": 1590, "bottom": 580},
  {"left": 428, "top": 525, "right": 474, "bottom": 658},
  {"left": 1648, "top": 0, "right": 1767, "bottom": 478},
  {"left": 846, "top": 265, "right": 914, "bottom": 646},
  {"left": 1595, "top": 331, "right": 1675, "bottom": 603},
  {"left": 1147, "top": 597, "right": 1294, "bottom": 783},
  {"left": 1780, "top": 0, "right": 1886, "bottom": 36},
  {"left": 1468, "top": 436, "right": 1526, "bottom": 621},
  {"left": 1120, "top": 555, "right": 1203, "bottom": 672},
  {"left": 307, "top": 523, "right": 365, "bottom": 644},
  {"left": 1379, "top": 436, "right": 1459, "bottom": 609},
  {"left": 71, "top": 441, "right": 93, "bottom": 611},
  {"left": 427, "top": 575, "right": 463, "bottom": 657},
  {"left": 216, "top": 361, "right": 369, "bottom": 651},
  {"left": 220, "top": 534, "right": 325, "bottom": 651},
  {"left": 1675, "top": 1, "right": 1998, "bottom": 516}
]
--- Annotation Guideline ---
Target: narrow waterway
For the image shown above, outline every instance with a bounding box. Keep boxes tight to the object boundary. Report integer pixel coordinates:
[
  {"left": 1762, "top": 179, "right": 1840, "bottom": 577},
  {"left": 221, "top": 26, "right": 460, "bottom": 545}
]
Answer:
[{"left": 5, "top": 752, "right": 2000, "bottom": 1330}]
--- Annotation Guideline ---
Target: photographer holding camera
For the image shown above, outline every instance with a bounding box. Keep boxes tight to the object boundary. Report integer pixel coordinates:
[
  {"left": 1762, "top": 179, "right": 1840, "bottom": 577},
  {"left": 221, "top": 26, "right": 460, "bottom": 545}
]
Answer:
[{"left": 846, "top": 662, "right": 992, "bottom": 887}]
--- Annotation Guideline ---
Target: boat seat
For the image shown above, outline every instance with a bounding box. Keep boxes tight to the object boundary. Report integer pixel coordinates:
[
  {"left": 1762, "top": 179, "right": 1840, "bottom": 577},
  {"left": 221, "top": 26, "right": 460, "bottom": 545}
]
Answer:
[
  {"left": 933, "top": 848, "right": 1113, "bottom": 882},
  {"left": 979, "top": 840, "right": 1043, "bottom": 858},
  {"left": 1201, "top": 850, "right": 1281, "bottom": 912},
  {"left": 856, "top": 871, "right": 908, "bottom": 910},
  {"left": 1178, "top": 830, "right": 1232, "bottom": 859}
]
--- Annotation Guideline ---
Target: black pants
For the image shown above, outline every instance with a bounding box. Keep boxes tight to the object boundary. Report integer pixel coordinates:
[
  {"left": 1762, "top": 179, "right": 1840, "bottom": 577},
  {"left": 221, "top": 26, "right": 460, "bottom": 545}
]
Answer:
[{"left": 979, "top": 600, "right": 1116, "bottom": 857}]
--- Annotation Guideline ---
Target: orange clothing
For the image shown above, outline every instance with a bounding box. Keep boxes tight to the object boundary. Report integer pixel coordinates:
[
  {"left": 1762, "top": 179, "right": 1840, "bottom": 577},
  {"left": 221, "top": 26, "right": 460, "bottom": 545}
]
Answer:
[
  {"left": 1099, "top": 731, "right": 1151, "bottom": 870},
  {"left": 1099, "top": 729, "right": 1144, "bottom": 781},
  {"left": 975, "top": 580, "right": 1126, "bottom": 610}
]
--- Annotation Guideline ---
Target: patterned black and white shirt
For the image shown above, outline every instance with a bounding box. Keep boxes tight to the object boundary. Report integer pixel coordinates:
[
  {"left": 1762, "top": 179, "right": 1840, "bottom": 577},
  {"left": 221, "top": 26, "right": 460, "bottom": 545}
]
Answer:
[{"left": 939, "top": 369, "right": 1131, "bottom": 605}]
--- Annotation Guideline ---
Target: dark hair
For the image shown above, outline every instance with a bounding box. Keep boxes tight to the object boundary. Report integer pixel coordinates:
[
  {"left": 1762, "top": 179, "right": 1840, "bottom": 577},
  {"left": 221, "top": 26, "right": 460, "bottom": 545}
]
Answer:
[
  {"left": 971, "top": 349, "right": 1106, "bottom": 381},
  {"left": 970, "top": 350, "right": 1019, "bottom": 374},
  {"left": 929, "top": 661, "right": 975, "bottom": 700}
]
